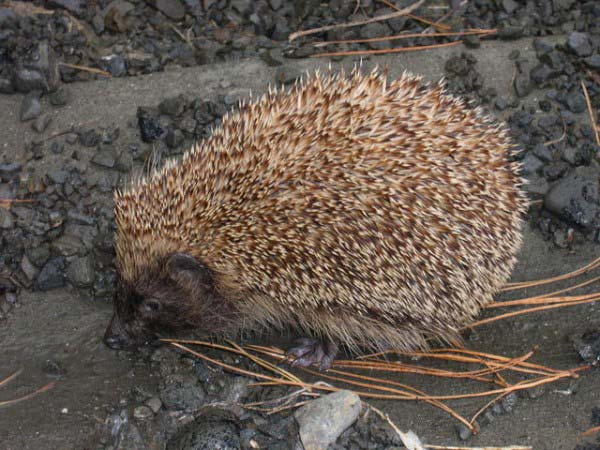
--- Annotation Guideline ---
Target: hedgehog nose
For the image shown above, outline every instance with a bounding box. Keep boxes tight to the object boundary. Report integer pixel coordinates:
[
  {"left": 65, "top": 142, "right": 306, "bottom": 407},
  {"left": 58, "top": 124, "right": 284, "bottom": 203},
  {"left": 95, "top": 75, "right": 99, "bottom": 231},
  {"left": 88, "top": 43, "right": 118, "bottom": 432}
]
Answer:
[
  {"left": 104, "top": 332, "right": 125, "bottom": 350},
  {"left": 104, "top": 314, "right": 128, "bottom": 350}
]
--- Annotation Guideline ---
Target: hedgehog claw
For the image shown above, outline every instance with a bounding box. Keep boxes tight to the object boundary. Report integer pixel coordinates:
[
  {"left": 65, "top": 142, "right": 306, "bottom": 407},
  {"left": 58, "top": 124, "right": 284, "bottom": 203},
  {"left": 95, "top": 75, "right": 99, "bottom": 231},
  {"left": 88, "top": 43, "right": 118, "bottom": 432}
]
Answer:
[{"left": 286, "top": 338, "right": 338, "bottom": 371}]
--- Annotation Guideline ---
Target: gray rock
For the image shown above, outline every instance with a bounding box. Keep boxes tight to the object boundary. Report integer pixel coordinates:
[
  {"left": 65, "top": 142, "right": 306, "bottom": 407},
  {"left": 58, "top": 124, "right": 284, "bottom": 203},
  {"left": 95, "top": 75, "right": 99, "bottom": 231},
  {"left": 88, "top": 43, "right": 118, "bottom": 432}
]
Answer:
[
  {"left": 147, "top": 0, "right": 186, "bottom": 20},
  {"left": 65, "top": 133, "right": 78, "bottom": 145},
  {"left": 67, "top": 211, "right": 96, "bottom": 226},
  {"left": 553, "top": 0, "right": 575, "bottom": 9},
  {"left": 27, "top": 245, "right": 51, "bottom": 267},
  {"left": 133, "top": 405, "right": 154, "bottom": 420},
  {"left": 115, "top": 151, "right": 133, "bottom": 172},
  {"left": 295, "top": 0, "right": 319, "bottom": 20},
  {"left": 462, "top": 34, "right": 481, "bottom": 48},
  {"left": 260, "top": 48, "right": 285, "bottom": 67},
  {"left": 32, "top": 114, "right": 52, "bottom": 133},
  {"left": 584, "top": 54, "right": 600, "bottom": 69},
  {"left": 231, "top": 0, "right": 253, "bottom": 14},
  {"left": 146, "top": 397, "right": 162, "bottom": 413},
  {"left": 566, "top": 93, "right": 586, "bottom": 113},
  {"left": 20, "top": 255, "right": 39, "bottom": 282},
  {"left": 66, "top": 256, "right": 95, "bottom": 288},
  {"left": 532, "top": 143, "right": 553, "bottom": 162},
  {"left": 361, "top": 22, "right": 391, "bottom": 50},
  {"left": 14, "top": 69, "right": 50, "bottom": 95},
  {"left": 544, "top": 169, "right": 599, "bottom": 229},
  {"left": 49, "top": 86, "right": 69, "bottom": 106},
  {"left": 34, "top": 257, "right": 66, "bottom": 291},
  {"left": 46, "top": 169, "right": 68, "bottom": 184},
  {"left": 572, "top": 330, "right": 600, "bottom": 364},
  {"left": 530, "top": 64, "right": 556, "bottom": 85},
  {"left": 79, "top": 129, "right": 101, "bottom": 147},
  {"left": 14, "top": 42, "right": 59, "bottom": 93},
  {"left": 271, "top": 18, "right": 291, "bottom": 41},
  {"left": 91, "top": 11, "right": 105, "bottom": 34},
  {"left": 222, "top": 377, "right": 250, "bottom": 403},
  {"left": 524, "top": 385, "right": 546, "bottom": 399},
  {"left": 106, "top": 410, "right": 150, "bottom": 449},
  {"left": 501, "top": 392, "right": 518, "bottom": 412},
  {"left": 20, "top": 92, "right": 42, "bottom": 122},
  {"left": 561, "top": 147, "right": 579, "bottom": 165},
  {"left": 99, "top": 54, "right": 127, "bottom": 77},
  {"left": 165, "top": 129, "right": 184, "bottom": 149},
  {"left": 567, "top": 32, "right": 593, "bottom": 57},
  {"left": 0, "top": 7, "right": 17, "bottom": 28},
  {"left": 167, "top": 408, "right": 240, "bottom": 450},
  {"left": 51, "top": 234, "right": 84, "bottom": 256},
  {"left": 514, "top": 71, "right": 532, "bottom": 98},
  {"left": 523, "top": 175, "right": 549, "bottom": 196},
  {"left": 91, "top": 146, "right": 117, "bottom": 168},
  {"left": 456, "top": 423, "right": 472, "bottom": 440},
  {"left": 0, "top": 208, "right": 14, "bottom": 229},
  {"left": 0, "top": 163, "right": 22, "bottom": 181},
  {"left": 540, "top": 50, "right": 565, "bottom": 71},
  {"left": 0, "top": 76, "right": 14, "bottom": 94},
  {"left": 498, "top": 24, "right": 523, "bottom": 40},
  {"left": 295, "top": 390, "right": 361, "bottom": 450},
  {"left": 521, "top": 153, "right": 544, "bottom": 176},
  {"left": 47, "top": 0, "right": 86, "bottom": 15},
  {"left": 268, "top": 0, "right": 282, "bottom": 10},
  {"left": 103, "top": 0, "right": 136, "bottom": 18},
  {"left": 543, "top": 161, "right": 569, "bottom": 181},
  {"left": 48, "top": 211, "right": 64, "bottom": 229},
  {"left": 137, "top": 109, "right": 165, "bottom": 143},
  {"left": 502, "top": 0, "right": 520, "bottom": 14},
  {"left": 160, "top": 373, "right": 206, "bottom": 411},
  {"left": 159, "top": 95, "right": 187, "bottom": 117}
]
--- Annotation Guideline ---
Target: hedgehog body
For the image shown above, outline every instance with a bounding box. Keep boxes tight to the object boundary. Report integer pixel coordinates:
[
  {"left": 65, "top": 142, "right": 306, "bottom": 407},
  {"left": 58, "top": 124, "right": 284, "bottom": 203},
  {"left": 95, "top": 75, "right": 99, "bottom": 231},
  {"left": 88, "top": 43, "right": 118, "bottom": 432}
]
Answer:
[{"left": 105, "top": 68, "right": 528, "bottom": 361}]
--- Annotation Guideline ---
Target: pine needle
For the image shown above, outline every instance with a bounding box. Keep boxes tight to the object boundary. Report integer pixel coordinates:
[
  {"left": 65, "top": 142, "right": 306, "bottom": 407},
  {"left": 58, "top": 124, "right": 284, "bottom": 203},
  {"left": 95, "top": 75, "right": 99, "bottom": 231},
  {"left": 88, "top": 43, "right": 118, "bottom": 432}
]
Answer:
[{"left": 289, "top": 0, "right": 425, "bottom": 41}]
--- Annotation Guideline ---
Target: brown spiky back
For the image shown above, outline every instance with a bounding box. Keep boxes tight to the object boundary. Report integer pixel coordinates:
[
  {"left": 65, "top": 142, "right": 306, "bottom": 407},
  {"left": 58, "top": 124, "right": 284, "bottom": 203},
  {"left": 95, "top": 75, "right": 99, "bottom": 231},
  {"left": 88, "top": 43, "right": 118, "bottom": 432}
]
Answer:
[{"left": 115, "top": 68, "right": 527, "bottom": 351}]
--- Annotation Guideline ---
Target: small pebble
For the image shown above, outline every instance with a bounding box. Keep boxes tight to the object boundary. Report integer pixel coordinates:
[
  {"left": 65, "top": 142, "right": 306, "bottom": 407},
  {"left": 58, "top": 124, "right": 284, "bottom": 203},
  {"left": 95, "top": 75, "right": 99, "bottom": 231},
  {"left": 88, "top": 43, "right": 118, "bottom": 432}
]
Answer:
[
  {"left": 146, "top": 397, "right": 162, "bottom": 413},
  {"left": 32, "top": 114, "right": 51, "bottom": 133},
  {"left": 456, "top": 423, "right": 472, "bottom": 440},
  {"left": 133, "top": 405, "right": 154, "bottom": 420},
  {"left": 20, "top": 92, "right": 42, "bottom": 122}
]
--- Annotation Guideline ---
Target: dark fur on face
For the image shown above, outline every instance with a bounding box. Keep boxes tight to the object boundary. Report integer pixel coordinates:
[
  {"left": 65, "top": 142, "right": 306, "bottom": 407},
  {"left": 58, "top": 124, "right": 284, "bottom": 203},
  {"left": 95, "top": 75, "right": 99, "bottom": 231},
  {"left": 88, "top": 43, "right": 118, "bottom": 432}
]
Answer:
[{"left": 104, "top": 253, "right": 236, "bottom": 350}]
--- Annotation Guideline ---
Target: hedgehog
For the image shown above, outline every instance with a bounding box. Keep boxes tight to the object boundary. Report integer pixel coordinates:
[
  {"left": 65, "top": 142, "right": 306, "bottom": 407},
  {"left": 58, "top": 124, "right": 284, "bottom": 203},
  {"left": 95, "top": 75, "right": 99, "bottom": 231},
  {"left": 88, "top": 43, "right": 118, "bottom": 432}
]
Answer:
[{"left": 103, "top": 67, "right": 528, "bottom": 370}]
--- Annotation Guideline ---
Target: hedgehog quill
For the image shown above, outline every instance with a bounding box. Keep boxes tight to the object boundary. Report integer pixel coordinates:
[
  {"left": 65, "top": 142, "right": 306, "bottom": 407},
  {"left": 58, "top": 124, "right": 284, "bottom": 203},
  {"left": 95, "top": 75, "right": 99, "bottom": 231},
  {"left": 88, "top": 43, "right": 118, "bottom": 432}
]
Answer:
[{"left": 104, "top": 68, "right": 528, "bottom": 370}]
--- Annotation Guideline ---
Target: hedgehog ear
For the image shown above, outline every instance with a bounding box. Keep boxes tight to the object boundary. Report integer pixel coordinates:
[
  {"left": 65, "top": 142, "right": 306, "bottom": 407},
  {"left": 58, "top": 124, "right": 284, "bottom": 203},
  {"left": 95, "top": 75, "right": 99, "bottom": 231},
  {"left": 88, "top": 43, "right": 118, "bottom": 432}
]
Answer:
[{"left": 167, "top": 253, "right": 213, "bottom": 288}]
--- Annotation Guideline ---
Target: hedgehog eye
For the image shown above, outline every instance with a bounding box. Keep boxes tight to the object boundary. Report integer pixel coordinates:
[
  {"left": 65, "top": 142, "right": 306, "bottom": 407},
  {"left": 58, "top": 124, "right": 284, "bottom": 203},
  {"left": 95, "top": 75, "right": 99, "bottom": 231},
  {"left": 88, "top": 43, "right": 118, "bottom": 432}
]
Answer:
[{"left": 143, "top": 299, "right": 161, "bottom": 313}]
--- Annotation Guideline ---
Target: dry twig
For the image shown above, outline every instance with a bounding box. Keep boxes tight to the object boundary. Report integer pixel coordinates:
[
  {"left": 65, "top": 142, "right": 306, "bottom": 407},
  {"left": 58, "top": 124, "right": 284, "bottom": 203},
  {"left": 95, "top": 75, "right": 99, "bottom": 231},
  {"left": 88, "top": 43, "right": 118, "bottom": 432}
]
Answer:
[
  {"left": 581, "top": 425, "right": 600, "bottom": 437},
  {"left": 581, "top": 80, "right": 600, "bottom": 146},
  {"left": 502, "top": 256, "right": 600, "bottom": 291},
  {"left": 312, "top": 41, "right": 461, "bottom": 58},
  {"left": 311, "top": 29, "right": 495, "bottom": 48},
  {"left": 167, "top": 337, "right": 580, "bottom": 436},
  {"left": 58, "top": 62, "right": 111, "bottom": 77},
  {"left": 289, "top": 0, "right": 425, "bottom": 41},
  {"left": 0, "top": 369, "right": 55, "bottom": 409}
]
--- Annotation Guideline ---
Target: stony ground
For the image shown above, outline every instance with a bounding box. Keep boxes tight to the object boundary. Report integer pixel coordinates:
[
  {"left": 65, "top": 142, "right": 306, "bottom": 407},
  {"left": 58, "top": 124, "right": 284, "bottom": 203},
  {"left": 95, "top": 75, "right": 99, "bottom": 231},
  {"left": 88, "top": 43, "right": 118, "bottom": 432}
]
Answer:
[{"left": 1, "top": 1, "right": 600, "bottom": 449}]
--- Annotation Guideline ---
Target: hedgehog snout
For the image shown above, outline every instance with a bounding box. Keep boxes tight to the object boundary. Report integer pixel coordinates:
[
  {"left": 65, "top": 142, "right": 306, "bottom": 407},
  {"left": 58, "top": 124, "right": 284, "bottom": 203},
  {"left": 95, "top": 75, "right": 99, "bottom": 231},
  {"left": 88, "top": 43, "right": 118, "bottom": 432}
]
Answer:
[
  {"left": 104, "top": 312, "right": 158, "bottom": 350},
  {"left": 104, "top": 313, "right": 129, "bottom": 350}
]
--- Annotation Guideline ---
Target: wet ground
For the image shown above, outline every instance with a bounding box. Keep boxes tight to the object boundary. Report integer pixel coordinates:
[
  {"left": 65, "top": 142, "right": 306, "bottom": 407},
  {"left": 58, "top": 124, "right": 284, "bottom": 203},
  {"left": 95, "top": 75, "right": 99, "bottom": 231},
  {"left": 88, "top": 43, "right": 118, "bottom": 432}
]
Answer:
[{"left": 1, "top": 29, "right": 599, "bottom": 450}]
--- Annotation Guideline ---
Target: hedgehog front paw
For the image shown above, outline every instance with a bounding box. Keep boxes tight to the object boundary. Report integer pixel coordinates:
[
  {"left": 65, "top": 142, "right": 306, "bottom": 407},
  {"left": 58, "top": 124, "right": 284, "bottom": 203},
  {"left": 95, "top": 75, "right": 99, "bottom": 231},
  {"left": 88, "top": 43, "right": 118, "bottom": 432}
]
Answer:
[{"left": 285, "top": 338, "right": 338, "bottom": 371}]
